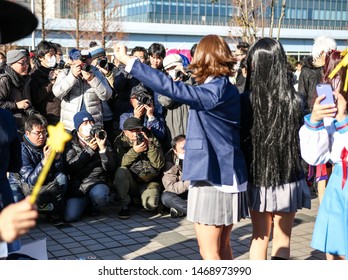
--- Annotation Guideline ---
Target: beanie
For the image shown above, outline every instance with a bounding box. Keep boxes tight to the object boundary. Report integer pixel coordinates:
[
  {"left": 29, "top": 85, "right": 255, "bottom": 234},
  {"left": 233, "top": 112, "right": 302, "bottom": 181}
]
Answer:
[
  {"left": 6, "top": 49, "right": 27, "bottom": 65},
  {"left": 68, "top": 48, "right": 81, "bottom": 61},
  {"left": 88, "top": 45, "right": 106, "bottom": 60},
  {"left": 163, "top": 54, "right": 183, "bottom": 70},
  {"left": 73, "top": 111, "right": 94, "bottom": 130}
]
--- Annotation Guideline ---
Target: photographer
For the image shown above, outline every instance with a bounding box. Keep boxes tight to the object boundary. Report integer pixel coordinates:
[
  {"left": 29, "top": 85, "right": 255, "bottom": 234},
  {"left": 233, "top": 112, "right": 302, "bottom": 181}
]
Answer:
[
  {"left": 113, "top": 117, "right": 165, "bottom": 219},
  {"left": 119, "top": 84, "right": 166, "bottom": 141},
  {"left": 30, "top": 40, "right": 62, "bottom": 125},
  {"left": 52, "top": 48, "right": 112, "bottom": 132},
  {"left": 17, "top": 114, "right": 68, "bottom": 225},
  {"left": 158, "top": 54, "right": 191, "bottom": 152},
  {"left": 0, "top": 49, "right": 32, "bottom": 137},
  {"left": 63, "top": 111, "right": 116, "bottom": 222}
]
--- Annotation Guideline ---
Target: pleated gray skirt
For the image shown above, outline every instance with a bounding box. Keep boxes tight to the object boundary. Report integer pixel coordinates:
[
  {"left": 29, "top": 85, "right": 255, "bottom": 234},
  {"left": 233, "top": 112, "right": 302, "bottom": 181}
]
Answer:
[
  {"left": 248, "top": 178, "right": 311, "bottom": 212},
  {"left": 187, "top": 183, "right": 249, "bottom": 226}
]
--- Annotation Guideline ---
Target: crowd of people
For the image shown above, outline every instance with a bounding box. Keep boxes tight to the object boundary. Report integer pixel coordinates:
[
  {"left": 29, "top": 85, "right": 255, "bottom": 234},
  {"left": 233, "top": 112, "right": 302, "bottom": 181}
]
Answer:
[{"left": 1, "top": 0, "right": 348, "bottom": 262}]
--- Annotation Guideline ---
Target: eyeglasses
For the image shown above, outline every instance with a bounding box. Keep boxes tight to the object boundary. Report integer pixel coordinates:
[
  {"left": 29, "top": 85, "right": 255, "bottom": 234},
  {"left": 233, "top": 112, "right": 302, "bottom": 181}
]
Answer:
[
  {"left": 235, "top": 53, "right": 243, "bottom": 57},
  {"left": 30, "top": 130, "right": 47, "bottom": 137},
  {"left": 16, "top": 61, "right": 29, "bottom": 66}
]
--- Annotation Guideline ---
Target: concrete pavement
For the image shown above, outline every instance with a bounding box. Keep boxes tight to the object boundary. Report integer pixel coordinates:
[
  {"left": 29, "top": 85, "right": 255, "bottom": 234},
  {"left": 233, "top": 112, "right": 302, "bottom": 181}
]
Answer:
[{"left": 20, "top": 192, "right": 325, "bottom": 260}]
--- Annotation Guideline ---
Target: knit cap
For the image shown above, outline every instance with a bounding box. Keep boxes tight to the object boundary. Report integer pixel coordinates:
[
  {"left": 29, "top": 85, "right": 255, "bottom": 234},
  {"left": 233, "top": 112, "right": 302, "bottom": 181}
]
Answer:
[
  {"left": 6, "top": 49, "right": 27, "bottom": 65},
  {"left": 163, "top": 54, "right": 183, "bottom": 70},
  {"left": 73, "top": 111, "right": 94, "bottom": 130}
]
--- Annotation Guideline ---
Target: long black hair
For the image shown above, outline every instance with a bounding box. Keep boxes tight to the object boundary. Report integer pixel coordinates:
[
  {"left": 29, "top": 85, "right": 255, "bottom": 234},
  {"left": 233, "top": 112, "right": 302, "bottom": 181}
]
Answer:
[{"left": 245, "top": 37, "right": 304, "bottom": 187}]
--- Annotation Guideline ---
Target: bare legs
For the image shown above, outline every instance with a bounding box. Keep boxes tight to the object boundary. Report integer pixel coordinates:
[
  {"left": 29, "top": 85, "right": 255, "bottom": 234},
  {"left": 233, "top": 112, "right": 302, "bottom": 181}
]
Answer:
[
  {"left": 194, "top": 223, "right": 234, "bottom": 260},
  {"left": 326, "top": 254, "right": 345, "bottom": 260},
  {"left": 249, "top": 210, "right": 295, "bottom": 260}
]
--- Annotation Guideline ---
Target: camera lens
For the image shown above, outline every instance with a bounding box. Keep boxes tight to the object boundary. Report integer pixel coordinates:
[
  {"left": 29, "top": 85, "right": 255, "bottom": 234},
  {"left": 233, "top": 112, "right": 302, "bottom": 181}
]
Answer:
[
  {"left": 81, "top": 64, "right": 92, "bottom": 72},
  {"left": 97, "top": 130, "right": 106, "bottom": 140}
]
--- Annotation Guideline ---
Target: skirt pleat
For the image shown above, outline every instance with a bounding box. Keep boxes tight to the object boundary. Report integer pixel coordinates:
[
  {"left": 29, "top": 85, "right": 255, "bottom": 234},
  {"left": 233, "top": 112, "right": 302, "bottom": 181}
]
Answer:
[{"left": 187, "top": 183, "right": 248, "bottom": 226}]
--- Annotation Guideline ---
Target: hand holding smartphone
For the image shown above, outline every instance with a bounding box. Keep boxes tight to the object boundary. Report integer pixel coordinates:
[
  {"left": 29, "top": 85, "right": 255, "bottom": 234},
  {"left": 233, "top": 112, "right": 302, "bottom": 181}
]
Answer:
[{"left": 316, "top": 83, "right": 335, "bottom": 105}]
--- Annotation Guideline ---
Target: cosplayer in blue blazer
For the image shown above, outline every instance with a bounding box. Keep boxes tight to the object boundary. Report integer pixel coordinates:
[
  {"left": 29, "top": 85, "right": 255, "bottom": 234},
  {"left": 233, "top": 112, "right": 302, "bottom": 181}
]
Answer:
[{"left": 118, "top": 52, "right": 248, "bottom": 189}]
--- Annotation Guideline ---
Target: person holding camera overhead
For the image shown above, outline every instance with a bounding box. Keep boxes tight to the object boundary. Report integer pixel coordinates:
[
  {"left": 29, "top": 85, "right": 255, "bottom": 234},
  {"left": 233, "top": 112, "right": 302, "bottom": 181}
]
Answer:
[
  {"left": 119, "top": 84, "right": 166, "bottom": 141},
  {"left": 52, "top": 48, "right": 113, "bottom": 132},
  {"left": 63, "top": 111, "right": 116, "bottom": 222},
  {"left": 113, "top": 116, "right": 165, "bottom": 219}
]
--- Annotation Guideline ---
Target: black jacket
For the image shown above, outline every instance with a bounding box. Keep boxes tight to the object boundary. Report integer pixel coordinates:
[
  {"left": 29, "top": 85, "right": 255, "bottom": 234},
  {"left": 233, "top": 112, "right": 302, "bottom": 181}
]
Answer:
[
  {"left": 298, "top": 56, "right": 322, "bottom": 113},
  {"left": 64, "top": 130, "right": 116, "bottom": 196}
]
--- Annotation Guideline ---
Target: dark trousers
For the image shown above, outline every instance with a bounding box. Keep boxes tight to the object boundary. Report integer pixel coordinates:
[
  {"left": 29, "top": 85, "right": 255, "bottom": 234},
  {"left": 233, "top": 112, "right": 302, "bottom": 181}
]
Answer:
[{"left": 161, "top": 191, "right": 187, "bottom": 214}]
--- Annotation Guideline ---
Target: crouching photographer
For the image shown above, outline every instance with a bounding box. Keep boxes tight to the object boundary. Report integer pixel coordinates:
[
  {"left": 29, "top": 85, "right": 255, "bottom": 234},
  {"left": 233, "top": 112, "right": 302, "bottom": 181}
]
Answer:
[
  {"left": 113, "top": 117, "right": 165, "bottom": 219},
  {"left": 63, "top": 111, "right": 116, "bottom": 222}
]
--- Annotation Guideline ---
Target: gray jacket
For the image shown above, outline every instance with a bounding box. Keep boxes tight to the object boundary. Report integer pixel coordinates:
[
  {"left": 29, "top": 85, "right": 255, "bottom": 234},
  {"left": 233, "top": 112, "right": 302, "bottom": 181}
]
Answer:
[{"left": 52, "top": 67, "right": 112, "bottom": 131}]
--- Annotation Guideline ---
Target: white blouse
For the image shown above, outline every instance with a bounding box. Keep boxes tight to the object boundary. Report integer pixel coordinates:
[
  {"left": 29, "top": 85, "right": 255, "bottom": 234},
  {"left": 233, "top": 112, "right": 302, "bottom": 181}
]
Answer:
[{"left": 299, "top": 115, "right": 348, "bottom": 166}]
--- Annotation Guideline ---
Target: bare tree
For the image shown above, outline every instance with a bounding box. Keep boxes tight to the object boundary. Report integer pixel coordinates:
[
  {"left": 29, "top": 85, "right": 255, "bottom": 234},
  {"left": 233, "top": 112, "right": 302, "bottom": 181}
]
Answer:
[
  {"left": 277, "top": 0, "right": 287, "bottom": 40},
  {"left": 230, "top": 0, "right": 263, "bottom": 44},
  {"left": 83, "top": 0, "right": 123, "bottom": 48},
  {"left": 229, "top": 0, "right": 287, "bottom": 43},
  {"left": 269, "top": 0, "right": 276, "bottom": 37}
]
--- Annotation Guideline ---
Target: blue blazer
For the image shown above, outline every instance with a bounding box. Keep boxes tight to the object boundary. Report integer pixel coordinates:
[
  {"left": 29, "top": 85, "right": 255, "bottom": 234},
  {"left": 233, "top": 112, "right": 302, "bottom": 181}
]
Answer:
[{"left": 129, "top": 60, "right": 247, "bottom": 186}]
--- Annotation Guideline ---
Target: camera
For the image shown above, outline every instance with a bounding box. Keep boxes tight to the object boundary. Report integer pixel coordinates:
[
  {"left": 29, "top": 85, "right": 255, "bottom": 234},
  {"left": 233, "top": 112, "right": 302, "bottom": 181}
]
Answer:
[
  {"left": 81, "top": 63, "right": 92, "bottom": 72},
  {"left": 131, "top": 84, "right": 152, "bottom": 106},
  {"left": 175, "top": 70, "right": 184, "bottom": 79},
  {"left": 25, "top": 105, "right": 39, "bottom": 116},
  {"left": 56, "top": 60, "right": 66, "bottom": 69},
  {"left": 136, "top": 133, "right": 144, "bottom": 145},
  {"left": 90, "top": 125, "right": 106, "bottom": 140},
  {"left": 79, "top": 50, "right": 92, "bottom": 72},
  {"left": 97, "top": 57, "right": 108, "bottom": 68}
]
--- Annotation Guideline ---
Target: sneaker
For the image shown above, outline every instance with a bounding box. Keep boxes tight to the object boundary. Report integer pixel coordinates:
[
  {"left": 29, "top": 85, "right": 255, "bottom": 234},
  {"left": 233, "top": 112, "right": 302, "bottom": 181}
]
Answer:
[
  {"left": 38, "top": 203, "right": 54, "bottom": 212},
  {"left": 170, "top": 207, "right": 184, "bottom": 218},
  {"left": 118, "top": 205, "right": 130, "bottom": 220},
  {"left": 49, "top": 214, "right": 65, "bottom": 226}
]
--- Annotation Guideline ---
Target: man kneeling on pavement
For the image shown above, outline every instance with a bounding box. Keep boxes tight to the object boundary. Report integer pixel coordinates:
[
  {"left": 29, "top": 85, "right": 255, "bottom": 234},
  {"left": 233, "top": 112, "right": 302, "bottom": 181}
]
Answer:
[
  {"left": 113, "top": 117, "right": 165, "bottom": 219},
  {"left": 16, "top": 114, "right": 68, "bottom": 225},
  {"left": 63, "top": 111, "right": 115, "bottom": 222}
]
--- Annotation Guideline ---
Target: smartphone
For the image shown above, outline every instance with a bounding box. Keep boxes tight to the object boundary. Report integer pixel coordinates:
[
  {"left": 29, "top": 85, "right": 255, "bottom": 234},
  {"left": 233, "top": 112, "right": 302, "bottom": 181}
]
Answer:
[{"left": 316, "top": 83, "right": 335, "bottom": 105}]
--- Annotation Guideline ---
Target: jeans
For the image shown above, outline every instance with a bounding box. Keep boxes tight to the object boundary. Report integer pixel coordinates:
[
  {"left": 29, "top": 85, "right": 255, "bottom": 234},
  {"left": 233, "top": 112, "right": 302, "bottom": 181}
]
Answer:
[
  {"left": 161, "top": 191, "right": 188, "bottom": 214},
  {"left": 64, "top": 183, "right": 110, "bottom": 222}
]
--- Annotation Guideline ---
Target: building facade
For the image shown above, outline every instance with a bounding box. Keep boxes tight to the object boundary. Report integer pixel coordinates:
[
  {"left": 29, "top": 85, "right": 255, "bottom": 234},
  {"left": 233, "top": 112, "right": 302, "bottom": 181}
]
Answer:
[{"left": 8, "top": 0, "right": 348, "bottom": 58}]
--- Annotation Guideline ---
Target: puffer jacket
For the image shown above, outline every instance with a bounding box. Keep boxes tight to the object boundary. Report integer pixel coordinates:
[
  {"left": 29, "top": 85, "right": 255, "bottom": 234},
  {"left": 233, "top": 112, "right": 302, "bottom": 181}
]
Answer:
[
  {"left": 52, "top": 66, "right": 112, "bottom": 131},
  {"left": 64, "top": 130, "right": 116, "bottom": 196},
  {"left": 19, "top": 135, "right": 64, "bottom": 187}
]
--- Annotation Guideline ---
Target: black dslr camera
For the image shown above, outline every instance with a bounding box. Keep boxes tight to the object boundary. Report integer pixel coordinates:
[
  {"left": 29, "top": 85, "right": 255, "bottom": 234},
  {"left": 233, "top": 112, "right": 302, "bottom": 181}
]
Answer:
[
  {"left": 79, "top": 50, "right": 92, "bottom": 72},
  {"left": 175, "top": 70, "right": 184, "bottom": 79},
  {"left": 131, "top": 84, "right": 152, "bottom": 106},
  {"left": 136, "top": 133, "right": 144, "bottom": 145},
  {"left": 90, "top": 125, "right": 106, "bottom": 140}
]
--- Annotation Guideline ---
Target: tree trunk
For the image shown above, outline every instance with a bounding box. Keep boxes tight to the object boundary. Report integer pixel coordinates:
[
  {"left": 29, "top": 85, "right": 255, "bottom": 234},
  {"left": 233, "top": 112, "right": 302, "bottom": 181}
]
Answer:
[
  {"left": 41, "top": 0, "right": 46, "bottom": 40},
  {"left": 277, "top": 0, "right": 287, "bottom": 40},
  {"left": 75, "top": 0, "right": 80, "bottom": 48},
  {"left": 269, "top": 0, "right": 276, "bottom": 37}
]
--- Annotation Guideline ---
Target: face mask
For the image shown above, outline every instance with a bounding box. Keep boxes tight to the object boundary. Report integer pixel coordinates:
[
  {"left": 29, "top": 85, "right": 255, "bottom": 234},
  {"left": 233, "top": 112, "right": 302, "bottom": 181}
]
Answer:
[
  {"left": 80, "top": 124, "right": 92, "bottom": 137},
  {"left": 0, "top": 60, "right": 5, "bottom": 67},
  {"left": 177, "top": 153, "right": 185, "bottom": 160},
  {"left": 47, "top": 56, "right": 56, "bottom": 68},
  {"left": 168, "top": 69, "right": 176, "bottom": 79}
]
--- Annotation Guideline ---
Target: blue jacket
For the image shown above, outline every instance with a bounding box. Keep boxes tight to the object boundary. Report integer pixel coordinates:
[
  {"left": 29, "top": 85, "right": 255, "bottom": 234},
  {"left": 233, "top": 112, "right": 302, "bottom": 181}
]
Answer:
[
  {"left": 129, "top": 60, "right": 248, "bottom": 186},
  {"left": 19, "top": 136, "right": 64, "bottom": 187}
]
